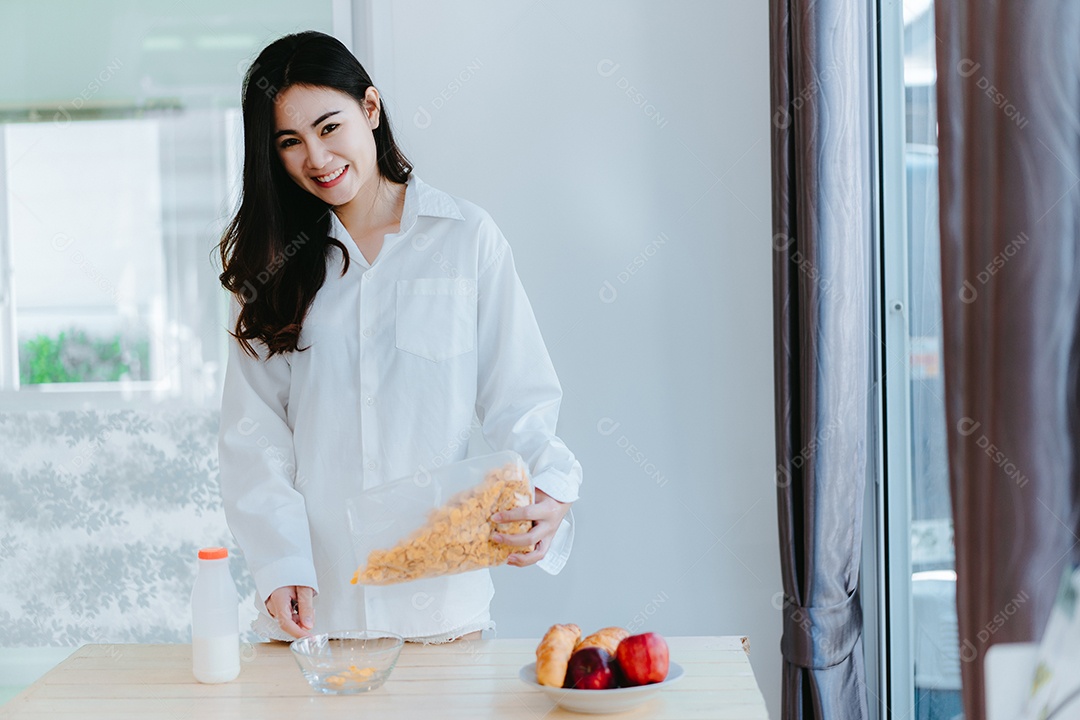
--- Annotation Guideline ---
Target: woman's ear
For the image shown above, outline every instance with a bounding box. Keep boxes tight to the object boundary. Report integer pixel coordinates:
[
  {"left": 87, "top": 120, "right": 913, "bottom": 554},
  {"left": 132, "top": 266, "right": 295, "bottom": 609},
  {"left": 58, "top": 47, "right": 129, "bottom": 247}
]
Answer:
[{"left": 363, "top": 87, "right": 381, "bottom": 130}]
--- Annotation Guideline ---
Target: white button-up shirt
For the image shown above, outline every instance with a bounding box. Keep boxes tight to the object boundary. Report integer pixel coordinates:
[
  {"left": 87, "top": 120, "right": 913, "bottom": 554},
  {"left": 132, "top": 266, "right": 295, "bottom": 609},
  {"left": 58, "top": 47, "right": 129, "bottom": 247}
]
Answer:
[{"left": 217, "top": 172, "right": 581, "bottom": 642}]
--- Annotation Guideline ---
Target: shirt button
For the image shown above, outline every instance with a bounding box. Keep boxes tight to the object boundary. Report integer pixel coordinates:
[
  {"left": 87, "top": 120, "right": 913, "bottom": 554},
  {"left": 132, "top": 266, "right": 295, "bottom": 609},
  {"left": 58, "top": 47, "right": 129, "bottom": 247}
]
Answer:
[
  {"left": 367, "top": 460, "right": 377, "bottom": 470},
  {"left": 364, "top": 270, "right": 374, "bottom": 279},
  {"left": 363, "top": 328, "right": 373, "bottom": 338},
  {"left": 365, "top": 396, "right": 376, "bottom": 406}
]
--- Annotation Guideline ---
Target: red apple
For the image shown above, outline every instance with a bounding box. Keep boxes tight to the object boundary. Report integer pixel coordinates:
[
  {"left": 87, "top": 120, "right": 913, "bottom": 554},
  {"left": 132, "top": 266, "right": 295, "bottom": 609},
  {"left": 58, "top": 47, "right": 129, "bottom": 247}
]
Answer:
[
  {"left": 615, "top": 632, "right": 669, "bottom": 686},
  {"left": 564, "top": 647, "right": 617, "bottom": 689}
]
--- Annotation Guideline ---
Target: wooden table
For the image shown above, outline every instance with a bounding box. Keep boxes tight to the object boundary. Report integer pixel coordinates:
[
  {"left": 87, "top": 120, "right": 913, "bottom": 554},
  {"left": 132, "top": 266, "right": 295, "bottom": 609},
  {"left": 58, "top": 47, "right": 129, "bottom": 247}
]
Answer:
[{"left": 1, "top": 635, "right": 769, "bottom": 719}]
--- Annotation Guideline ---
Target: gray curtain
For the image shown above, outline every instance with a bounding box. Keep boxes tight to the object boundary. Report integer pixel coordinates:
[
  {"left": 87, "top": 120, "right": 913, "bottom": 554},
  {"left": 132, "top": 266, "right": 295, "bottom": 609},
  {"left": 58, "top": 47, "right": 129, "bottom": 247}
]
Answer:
[
  {"left": 935, "top": 3, "right": 1080, "bottom": 719},
  {"left": 769, "top": 0, "right": 873, "bottom": 718}
]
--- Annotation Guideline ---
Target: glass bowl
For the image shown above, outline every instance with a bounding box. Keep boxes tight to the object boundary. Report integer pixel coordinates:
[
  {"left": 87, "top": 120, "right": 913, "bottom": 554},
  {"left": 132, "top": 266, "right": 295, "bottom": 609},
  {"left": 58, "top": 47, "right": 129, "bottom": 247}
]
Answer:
[{"left": 289, "top": 630, "right": 404, "bottom": 694}]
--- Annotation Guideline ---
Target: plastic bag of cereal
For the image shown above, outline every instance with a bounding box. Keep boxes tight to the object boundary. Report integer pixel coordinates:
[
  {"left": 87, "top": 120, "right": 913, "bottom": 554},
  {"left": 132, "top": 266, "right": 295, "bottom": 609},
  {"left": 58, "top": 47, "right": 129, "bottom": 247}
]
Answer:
[{"left": 346, "top": 450, "right": 535, "bottom": 586}]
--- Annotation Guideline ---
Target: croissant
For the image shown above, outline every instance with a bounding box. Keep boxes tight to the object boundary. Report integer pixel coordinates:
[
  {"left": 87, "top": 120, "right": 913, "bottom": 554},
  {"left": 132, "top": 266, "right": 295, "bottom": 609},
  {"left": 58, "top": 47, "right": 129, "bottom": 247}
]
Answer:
[
  {"left": 536, "top": 623, "right": 581, "bottom": 687},
  {"left": 575, "top": 626, "right": 630, "bottom": 656}
]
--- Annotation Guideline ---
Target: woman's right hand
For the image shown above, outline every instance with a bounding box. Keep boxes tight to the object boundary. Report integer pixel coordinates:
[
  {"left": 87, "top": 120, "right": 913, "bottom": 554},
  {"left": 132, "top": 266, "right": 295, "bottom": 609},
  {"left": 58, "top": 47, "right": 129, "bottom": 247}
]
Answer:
[{"left": 266, "top": 585, "right": 315, "bottom": 638}]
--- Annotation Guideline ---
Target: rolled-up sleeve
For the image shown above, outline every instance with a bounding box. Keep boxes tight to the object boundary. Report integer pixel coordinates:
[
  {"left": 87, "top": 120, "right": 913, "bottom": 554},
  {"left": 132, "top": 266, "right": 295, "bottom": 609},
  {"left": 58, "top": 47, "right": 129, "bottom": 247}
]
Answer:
[
  {"left": 217, "top": 295, "right": 319, "bottom": 604},
  {"left": 474, "top": 221, "right": 583, "bottom": 574}
]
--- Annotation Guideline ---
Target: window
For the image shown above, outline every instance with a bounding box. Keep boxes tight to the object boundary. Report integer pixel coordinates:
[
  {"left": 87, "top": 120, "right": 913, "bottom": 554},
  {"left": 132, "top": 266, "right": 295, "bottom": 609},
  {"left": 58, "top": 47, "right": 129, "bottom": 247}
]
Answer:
[
  {"left": 0, "top": 0, "right": 350, "bottom": 408},
  {"left": 878, "top": 1, "right": 958, "bottom": 719},
  {"left": 6, "top": 119, "right": 166, "bottom": 390}
]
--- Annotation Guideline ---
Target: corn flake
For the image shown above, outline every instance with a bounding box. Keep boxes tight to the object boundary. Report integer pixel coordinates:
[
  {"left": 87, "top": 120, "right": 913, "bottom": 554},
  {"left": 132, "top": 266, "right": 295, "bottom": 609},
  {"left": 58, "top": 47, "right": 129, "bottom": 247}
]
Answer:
[{"left": 350, "top": 462, "right": 534, "bottom": 585}]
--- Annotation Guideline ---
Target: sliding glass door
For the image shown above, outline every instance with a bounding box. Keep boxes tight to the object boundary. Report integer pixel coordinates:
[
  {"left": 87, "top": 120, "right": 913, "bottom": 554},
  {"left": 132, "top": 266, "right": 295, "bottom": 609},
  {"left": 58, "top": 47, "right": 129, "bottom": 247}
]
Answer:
[{"left": 876, "top": 1, "right": 958, "bottom": 719}]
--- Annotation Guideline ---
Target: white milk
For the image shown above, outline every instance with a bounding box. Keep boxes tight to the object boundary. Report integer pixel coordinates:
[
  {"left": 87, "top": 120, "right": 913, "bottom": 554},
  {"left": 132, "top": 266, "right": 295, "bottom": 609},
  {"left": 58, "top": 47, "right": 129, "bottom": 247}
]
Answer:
[
  {"left": 192, "top": 634, "right": 241, "bottom": 683},
  {"left": 191, "top": 547, "right": 241, "bottom": 683}
]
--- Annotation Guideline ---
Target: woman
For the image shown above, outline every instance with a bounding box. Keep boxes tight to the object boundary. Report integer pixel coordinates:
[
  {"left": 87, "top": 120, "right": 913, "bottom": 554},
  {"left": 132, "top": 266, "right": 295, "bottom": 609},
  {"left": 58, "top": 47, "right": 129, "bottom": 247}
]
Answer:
[{"left": 216, "top": 31, "right": 581, "bottom": 644}]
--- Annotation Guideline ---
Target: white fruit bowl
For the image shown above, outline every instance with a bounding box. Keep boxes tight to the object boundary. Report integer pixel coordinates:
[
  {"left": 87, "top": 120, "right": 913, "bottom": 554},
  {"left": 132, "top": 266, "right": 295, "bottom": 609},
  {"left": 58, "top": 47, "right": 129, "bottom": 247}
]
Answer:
[{"left": 518, "top": 661, "right": 685, "bottom": 714}]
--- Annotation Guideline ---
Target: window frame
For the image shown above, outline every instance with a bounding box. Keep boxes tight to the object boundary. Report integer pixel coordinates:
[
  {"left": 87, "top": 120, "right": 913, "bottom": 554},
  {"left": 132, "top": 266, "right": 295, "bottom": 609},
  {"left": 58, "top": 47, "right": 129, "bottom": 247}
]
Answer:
[
  {"left": 870, "top": 0, "right": 919, "bottom": 718},
  {"left": 0, "top": 127, "right": 15, "bottom": 392}
]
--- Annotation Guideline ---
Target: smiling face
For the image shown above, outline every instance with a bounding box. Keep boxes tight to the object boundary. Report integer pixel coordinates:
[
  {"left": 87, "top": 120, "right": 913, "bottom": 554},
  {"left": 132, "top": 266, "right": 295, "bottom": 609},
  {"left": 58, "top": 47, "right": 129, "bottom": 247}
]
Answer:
[{"left": 272, "top": 83, "right": 381, "bottom": 204}]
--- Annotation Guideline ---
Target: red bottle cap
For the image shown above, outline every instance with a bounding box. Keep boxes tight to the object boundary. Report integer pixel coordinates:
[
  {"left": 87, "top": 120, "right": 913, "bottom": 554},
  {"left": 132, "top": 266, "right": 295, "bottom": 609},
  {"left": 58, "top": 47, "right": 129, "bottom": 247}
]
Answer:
[{"left": 198, "top": 547, "right": 229, "bottom": 560}]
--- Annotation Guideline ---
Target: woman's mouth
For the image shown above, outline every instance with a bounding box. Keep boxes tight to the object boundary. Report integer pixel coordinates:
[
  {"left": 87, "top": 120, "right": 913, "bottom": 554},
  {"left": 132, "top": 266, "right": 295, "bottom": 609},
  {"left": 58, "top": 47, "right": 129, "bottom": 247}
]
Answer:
[{"left": 313, "top": 165, "right": 349, "bottom": 188}]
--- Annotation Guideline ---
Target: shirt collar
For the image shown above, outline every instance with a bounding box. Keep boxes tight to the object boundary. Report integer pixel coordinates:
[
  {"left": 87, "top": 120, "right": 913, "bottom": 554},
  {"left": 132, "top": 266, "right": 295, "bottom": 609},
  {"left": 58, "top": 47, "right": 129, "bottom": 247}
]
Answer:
[
  {"left": 409, "top": 172, "right": 466, "bottom": 223},
  {"left": 329, "top": 172, "right": 464, "bottom": 246}
]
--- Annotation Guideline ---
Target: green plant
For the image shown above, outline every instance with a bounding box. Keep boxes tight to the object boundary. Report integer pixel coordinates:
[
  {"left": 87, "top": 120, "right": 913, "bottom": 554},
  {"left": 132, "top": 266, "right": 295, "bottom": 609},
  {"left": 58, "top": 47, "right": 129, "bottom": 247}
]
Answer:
[{"left": 18, "top": 328, "right": 150, "bottom": 384}]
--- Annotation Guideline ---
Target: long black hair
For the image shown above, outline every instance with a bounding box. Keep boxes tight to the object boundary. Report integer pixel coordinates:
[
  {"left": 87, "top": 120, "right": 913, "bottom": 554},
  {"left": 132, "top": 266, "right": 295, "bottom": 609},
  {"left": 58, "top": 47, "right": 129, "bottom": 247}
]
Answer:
[{"left": 217, "top": 30, "right": 413, "bottom": 358}]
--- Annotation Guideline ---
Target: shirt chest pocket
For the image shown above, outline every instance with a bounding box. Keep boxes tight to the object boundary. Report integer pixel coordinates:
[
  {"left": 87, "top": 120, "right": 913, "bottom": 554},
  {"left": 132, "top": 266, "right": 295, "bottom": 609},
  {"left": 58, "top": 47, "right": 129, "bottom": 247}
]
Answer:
[{"left": 395, "top": 278, "right": 477, "bottom": 362}]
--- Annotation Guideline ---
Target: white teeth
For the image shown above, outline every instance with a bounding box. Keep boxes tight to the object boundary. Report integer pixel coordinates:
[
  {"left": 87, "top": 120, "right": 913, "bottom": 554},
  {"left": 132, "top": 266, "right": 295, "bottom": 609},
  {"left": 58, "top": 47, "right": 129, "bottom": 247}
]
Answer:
[{"left": 315, "top": 166, "right": 346, "bottom": 183}]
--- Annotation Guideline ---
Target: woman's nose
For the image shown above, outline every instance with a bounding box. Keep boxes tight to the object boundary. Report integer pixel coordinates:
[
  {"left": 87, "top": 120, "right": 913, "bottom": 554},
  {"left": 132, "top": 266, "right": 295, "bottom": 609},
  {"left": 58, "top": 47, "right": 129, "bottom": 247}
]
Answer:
[{"left": 305, "top": 139, "right": 333, "bottom": 171}]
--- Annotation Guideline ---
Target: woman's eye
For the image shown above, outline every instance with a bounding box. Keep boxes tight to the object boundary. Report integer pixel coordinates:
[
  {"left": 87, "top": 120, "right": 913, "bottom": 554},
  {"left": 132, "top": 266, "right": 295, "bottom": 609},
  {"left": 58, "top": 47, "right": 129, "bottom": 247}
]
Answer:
[
  {"left": 322, "top": 123, "right": 339, "bottom": 134},
  {"left": 279, "top": 138, "right": 297, "bottom": 149}
]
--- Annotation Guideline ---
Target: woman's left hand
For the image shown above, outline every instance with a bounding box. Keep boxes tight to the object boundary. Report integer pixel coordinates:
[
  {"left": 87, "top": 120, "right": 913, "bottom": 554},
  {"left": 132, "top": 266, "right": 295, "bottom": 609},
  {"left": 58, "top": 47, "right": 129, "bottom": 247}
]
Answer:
[{"left": 490, "top": 487, "right": 571, "bottom": 567}]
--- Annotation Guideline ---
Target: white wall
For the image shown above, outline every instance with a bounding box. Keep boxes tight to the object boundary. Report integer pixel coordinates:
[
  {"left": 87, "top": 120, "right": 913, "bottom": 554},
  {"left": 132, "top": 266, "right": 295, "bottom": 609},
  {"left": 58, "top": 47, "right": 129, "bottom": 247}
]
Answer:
[{"left": 361, "top": 1, "right": 780, "bottom": 715}]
